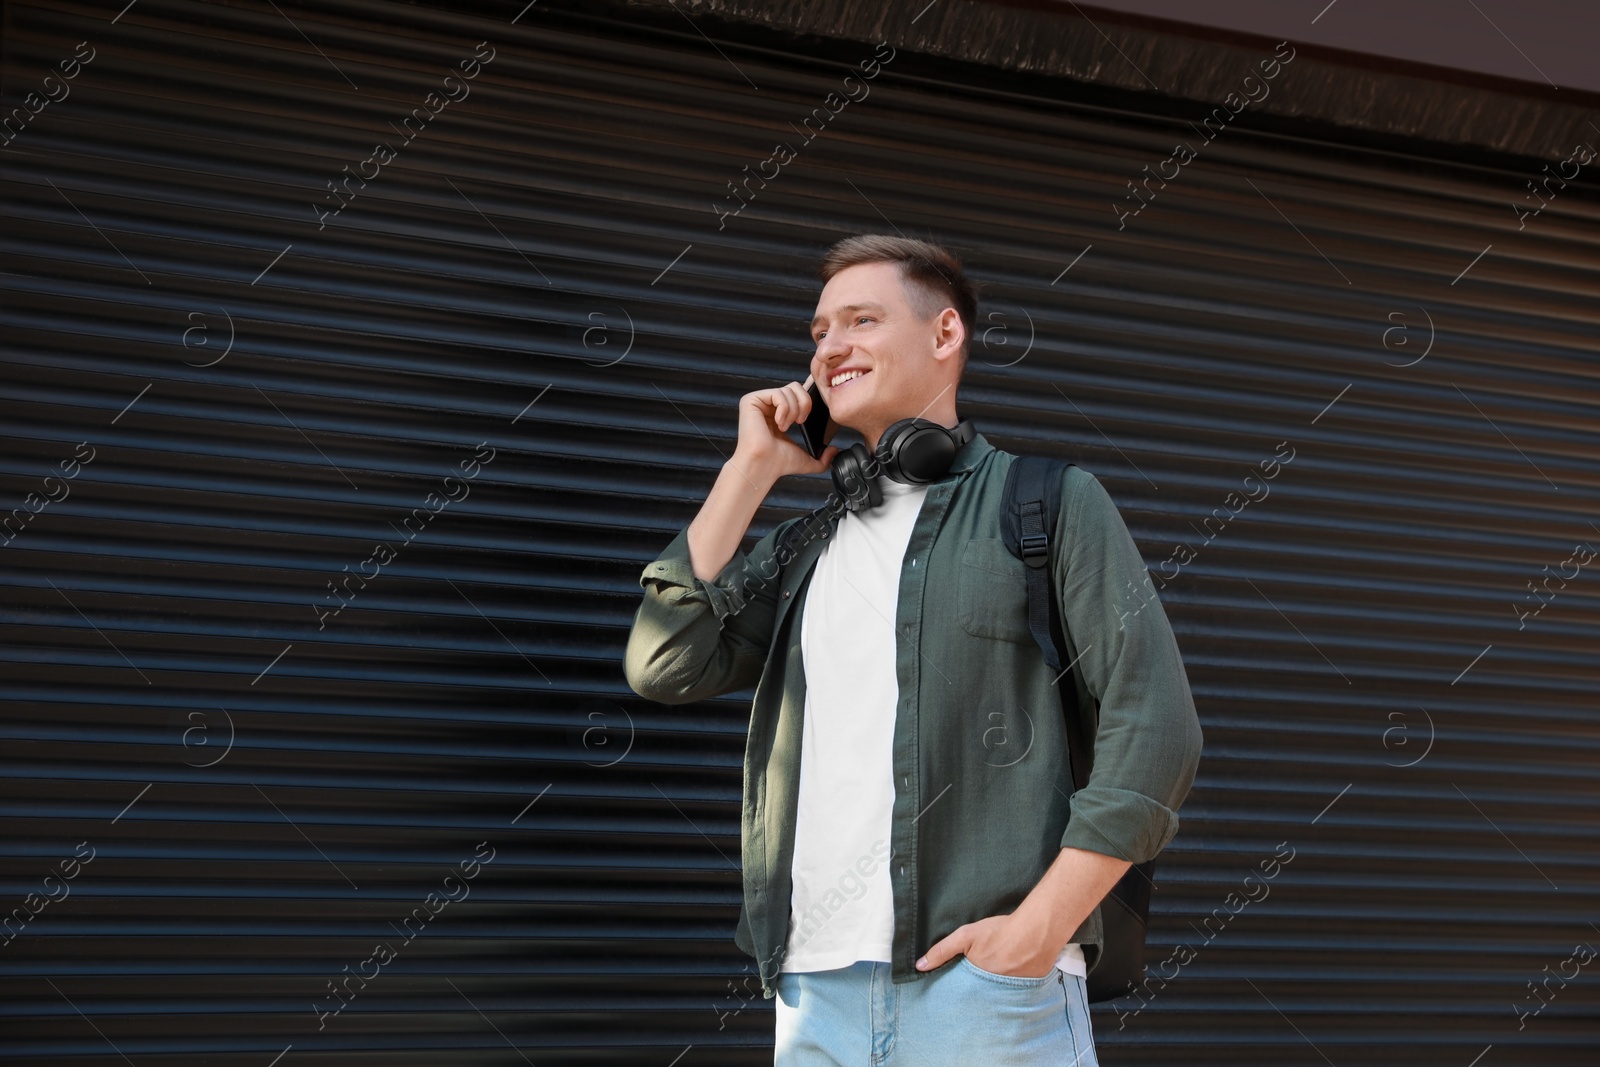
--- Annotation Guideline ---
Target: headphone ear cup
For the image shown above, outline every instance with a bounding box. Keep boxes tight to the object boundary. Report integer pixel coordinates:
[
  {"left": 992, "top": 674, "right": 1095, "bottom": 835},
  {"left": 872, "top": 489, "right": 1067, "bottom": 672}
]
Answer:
[
  {"left": 831, "top": 442, "right": 883, "bottom": 512},
  {"left": 879, "top": 420, "right": 957, "bottom": 485},
  {"left": 872, "top": 419, "right": 914, "bottom": 485}
]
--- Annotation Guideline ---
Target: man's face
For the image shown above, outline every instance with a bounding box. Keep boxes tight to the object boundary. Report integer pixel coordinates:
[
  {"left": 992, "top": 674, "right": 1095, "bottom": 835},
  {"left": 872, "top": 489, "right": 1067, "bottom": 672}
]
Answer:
[{"left": 808, "top": 261, "right": 961, "bottom": 446}]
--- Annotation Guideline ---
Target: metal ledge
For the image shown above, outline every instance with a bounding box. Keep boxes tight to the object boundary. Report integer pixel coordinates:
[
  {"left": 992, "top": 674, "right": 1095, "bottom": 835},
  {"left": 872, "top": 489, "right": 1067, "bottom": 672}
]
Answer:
[{"left": 643, "top": 0, "right": 1600, "bottom": 162}]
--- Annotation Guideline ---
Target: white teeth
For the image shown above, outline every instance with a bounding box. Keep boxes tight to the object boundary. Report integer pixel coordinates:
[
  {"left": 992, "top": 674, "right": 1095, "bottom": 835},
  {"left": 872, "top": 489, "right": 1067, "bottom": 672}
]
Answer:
[{"left": 831, "top": 369, "right": 867, "bottom": 387}]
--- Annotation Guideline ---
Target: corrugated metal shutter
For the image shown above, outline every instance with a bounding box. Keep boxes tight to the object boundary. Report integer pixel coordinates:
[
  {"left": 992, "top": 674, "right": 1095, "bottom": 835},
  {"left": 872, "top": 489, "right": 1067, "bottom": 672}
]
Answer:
[{"left": 3, "top": 0, "right": 1596, "bottom": 1063}]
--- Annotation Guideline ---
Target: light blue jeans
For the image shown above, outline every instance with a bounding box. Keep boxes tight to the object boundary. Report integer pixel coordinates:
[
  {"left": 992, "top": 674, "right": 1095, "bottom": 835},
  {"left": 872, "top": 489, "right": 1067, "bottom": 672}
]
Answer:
[{"left": 774, "top": 958, "right": 1099, "bottom": 1065}]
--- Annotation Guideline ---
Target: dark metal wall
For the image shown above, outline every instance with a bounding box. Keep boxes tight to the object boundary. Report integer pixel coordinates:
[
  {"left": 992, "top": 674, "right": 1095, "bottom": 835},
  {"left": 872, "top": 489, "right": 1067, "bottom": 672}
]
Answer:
[{"left": 2, "top": 1, "right": 1596, "bottom": 1064}]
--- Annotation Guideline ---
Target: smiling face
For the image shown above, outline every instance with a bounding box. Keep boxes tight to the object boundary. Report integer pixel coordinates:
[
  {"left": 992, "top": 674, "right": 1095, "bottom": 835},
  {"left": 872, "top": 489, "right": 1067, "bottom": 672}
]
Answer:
[{"left": 808, "top": 261, "right": 965, "bottom": 450}]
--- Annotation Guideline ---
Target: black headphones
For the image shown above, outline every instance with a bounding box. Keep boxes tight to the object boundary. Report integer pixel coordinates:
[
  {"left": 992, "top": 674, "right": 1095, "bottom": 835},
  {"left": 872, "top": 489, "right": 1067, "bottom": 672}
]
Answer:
[{"left": 831, "top": 415, "right": 976, "bottom": 511}]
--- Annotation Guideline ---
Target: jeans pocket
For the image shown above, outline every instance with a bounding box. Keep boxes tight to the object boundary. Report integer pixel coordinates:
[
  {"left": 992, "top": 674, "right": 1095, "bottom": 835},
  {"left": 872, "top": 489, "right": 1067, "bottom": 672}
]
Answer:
[{"left": 958, "top": 955, "right": 1058, "bottom": 988}]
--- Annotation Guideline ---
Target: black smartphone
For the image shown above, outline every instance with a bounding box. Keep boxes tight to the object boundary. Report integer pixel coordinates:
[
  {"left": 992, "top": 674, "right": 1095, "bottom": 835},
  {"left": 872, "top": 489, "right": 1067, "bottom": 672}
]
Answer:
[{"left": 797, "top": 376, "right": 833, "bottom": 460}]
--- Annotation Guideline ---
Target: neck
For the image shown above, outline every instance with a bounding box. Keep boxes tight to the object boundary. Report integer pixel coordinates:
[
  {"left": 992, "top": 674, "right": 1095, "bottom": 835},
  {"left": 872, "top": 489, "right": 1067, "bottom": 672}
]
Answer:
[{"left": 862, "top": 388, "right": 961, "bottom": 450}]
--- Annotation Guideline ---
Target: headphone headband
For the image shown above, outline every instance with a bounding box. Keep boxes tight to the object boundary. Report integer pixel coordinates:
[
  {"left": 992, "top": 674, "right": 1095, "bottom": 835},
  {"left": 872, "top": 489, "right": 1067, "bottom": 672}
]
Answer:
[{"left": 829, "top": 415, "right": 976, "bottom": 511}]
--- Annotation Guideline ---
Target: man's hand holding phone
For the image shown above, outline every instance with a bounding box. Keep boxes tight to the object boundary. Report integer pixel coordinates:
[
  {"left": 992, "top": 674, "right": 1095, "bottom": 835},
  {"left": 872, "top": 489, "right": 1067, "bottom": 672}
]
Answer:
[
  {"left": 685, "top": 375, "right": 840, "bottom": 582},
  {"left": 732, "top": 374, "right": 840, "bottom": 486}
]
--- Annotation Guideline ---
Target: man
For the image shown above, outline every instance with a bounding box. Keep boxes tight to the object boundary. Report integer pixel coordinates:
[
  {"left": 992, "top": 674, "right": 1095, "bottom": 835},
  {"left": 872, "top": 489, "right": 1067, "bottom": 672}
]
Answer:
[{"left": 625, "top": 234, "right": 1202, "bottom": 1063}]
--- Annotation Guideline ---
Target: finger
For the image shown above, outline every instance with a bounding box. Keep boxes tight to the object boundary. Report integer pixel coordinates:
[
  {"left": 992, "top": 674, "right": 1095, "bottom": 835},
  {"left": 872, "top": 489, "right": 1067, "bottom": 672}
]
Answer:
[
  {"left": 780, "top": 381, "right": 809, "bottom": 430},
  {"left": 804, "top": 445, "right": 839, "bottom": 477},
  {"left": 792, "top": 381, "right": 813, "bottom": 420},
  {"left": 772, "top": 387, "right": 795, "bottom": 431},
  {"left": 746, "top": 387, "right": 778, "bottom": 418},
  {"left": 915, "top": 930, "right": 965, "bottom": 971}
]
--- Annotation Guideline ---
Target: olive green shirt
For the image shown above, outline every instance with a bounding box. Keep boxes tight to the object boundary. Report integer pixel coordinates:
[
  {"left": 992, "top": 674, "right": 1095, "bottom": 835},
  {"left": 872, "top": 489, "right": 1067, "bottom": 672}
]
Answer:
[{"left": 623, "top": 431, "right": 1203, "bottom": 1000}]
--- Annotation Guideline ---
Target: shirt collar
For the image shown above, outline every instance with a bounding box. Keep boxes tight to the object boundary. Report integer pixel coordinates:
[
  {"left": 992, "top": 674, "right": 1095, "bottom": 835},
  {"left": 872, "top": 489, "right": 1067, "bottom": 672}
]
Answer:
[{"left": 948, "top": 430, "right": 995, "bottom": 475}]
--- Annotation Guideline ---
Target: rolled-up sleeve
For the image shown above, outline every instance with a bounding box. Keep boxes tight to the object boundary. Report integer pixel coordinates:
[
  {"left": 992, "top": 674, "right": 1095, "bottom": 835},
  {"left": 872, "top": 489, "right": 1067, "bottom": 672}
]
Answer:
[
  {"left": 623, "top": 520, "right": 793, "bottom": 706},
  {"left": 1052, "top": 466, "right": 1203, "bottom": 864}
]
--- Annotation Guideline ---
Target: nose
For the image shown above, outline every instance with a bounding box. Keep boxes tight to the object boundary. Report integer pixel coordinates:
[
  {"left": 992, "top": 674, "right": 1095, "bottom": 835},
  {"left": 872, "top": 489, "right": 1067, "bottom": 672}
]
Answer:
[{"left": 814, "top": 333, "right": 850, "bottom": 373}]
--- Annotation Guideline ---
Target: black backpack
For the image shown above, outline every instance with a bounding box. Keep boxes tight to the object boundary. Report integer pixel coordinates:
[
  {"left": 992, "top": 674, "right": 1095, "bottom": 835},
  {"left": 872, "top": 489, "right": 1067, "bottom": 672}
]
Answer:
[{"left": 1000, "top": 455, "right": 1153, "bottom": 1004}]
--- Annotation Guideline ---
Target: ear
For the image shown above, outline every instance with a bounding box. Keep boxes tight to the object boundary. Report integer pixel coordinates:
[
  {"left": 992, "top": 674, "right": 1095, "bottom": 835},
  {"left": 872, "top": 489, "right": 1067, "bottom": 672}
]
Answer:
[{"left": 931, "top": 307, "right": 964, "bottom": 366}]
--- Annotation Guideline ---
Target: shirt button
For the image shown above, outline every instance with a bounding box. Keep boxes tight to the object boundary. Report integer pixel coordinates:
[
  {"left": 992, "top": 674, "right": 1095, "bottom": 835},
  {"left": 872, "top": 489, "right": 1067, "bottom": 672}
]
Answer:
[{"left": 781, "top": 590, "right": 791, "bottom": 599}]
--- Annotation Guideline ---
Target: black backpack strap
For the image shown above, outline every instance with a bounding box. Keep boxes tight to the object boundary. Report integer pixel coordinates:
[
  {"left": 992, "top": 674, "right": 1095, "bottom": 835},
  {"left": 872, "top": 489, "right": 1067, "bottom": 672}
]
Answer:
[
  {"left": 1001, "top": 455, "right": 1091, "bottom": 788},
  {"left": 1005, "top": 456, "right": 1065, "bottom": 675}
]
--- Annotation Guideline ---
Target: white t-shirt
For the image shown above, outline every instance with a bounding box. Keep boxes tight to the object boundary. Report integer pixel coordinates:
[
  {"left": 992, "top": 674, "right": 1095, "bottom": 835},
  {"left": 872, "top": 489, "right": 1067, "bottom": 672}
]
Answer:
[{"left": 781, "top": 476, "right": 1086, "bottom": 979}]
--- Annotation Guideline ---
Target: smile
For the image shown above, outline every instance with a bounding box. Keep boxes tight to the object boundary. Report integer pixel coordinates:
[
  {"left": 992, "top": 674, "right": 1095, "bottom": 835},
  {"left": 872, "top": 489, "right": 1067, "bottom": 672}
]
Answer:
[{"left": 830, "top": 368, "right": 869, "bottom": 388}]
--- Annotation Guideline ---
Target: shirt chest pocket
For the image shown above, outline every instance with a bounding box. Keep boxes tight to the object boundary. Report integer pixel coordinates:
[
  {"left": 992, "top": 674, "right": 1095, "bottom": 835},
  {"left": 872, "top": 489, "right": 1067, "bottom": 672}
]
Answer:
[{"left": 956, "top": 538, "right": 1035, "bottom": 644}]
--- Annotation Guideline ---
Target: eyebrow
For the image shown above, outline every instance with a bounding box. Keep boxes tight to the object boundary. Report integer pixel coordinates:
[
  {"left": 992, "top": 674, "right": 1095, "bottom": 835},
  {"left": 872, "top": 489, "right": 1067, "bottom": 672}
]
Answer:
[{"left": 809, "top": 302, "right": 886, "bottom": 332}]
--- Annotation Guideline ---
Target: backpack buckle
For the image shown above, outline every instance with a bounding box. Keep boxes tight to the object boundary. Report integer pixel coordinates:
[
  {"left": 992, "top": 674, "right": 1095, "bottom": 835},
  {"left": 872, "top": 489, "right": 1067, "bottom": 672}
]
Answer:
[{"left": 1019, "top": 532, "right": 1049, "bottom": 567}]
